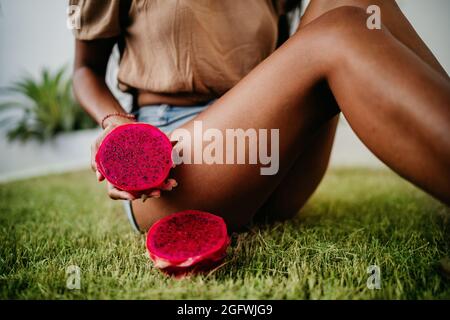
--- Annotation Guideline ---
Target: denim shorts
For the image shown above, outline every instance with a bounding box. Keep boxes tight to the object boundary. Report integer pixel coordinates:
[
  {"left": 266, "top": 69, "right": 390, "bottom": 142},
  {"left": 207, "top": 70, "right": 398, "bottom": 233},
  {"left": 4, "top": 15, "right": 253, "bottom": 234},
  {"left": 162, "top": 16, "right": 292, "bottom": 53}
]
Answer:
[
  {"left": 134, "top": 102, "right": 214, "bottom": 134},
  {"left": 123, "top": 100, "right": 214, "bottom": 232}
]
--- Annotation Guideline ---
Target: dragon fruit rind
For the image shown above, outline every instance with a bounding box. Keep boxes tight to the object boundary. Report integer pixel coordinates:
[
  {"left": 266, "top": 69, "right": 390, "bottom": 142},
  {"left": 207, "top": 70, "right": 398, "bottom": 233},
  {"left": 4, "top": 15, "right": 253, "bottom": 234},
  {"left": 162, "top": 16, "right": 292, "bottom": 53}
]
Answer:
[
  {"left": 95, "top": 123, "right": 173, "bottom": 194},
  {"left": 146, "top": 210, "right": 230, "bottom": 276}
]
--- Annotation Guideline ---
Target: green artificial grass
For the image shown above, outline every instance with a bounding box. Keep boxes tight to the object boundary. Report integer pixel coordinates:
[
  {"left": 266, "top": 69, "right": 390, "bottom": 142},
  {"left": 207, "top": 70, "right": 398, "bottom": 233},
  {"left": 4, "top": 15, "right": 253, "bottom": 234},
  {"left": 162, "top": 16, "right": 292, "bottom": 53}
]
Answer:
[{"left": 0, "top": 168, "right": 448, "bottom": 299}]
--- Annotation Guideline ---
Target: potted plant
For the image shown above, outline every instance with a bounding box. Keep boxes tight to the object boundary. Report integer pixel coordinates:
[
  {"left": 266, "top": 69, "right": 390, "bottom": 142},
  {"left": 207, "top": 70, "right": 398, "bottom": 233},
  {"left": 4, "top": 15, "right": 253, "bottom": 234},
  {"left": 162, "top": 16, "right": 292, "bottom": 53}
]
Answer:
[{"left": 0, "top": 66, "right": 96, "bottom": 142}]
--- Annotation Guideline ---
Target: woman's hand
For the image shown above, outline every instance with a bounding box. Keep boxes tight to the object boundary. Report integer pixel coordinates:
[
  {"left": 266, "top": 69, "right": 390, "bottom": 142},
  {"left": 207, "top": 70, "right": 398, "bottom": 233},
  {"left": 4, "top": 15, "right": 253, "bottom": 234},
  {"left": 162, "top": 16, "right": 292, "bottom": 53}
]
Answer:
[{"left": 91, "top": 116, "right": 178, "bottom": 201}]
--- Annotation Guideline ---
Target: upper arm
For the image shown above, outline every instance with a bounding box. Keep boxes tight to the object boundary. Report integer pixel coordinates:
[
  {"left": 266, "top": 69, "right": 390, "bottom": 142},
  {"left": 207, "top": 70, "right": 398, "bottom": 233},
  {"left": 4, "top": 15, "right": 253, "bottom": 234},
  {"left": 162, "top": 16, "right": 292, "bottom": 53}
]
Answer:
[
  {"left": 70, "top": 0, "right": 122, "bottom": 75},
  {"left": 74, "top": 38, "right": 117, "bottom": 76}
]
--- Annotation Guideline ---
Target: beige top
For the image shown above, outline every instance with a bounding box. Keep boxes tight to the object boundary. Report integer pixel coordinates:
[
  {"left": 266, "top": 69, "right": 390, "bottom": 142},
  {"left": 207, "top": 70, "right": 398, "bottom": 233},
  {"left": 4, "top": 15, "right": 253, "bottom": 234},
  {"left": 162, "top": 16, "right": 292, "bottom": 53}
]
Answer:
[{"left": 71, "top": 0, "right": 280, "bottom": 99}]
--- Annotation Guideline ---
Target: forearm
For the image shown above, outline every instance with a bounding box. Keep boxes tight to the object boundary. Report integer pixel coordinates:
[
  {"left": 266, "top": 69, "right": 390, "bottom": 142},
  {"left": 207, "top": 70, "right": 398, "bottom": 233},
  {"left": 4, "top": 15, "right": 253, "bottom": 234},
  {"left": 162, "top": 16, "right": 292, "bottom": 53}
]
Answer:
[{"left": 73, "top": 66, "right": 126, "bottom": 126}]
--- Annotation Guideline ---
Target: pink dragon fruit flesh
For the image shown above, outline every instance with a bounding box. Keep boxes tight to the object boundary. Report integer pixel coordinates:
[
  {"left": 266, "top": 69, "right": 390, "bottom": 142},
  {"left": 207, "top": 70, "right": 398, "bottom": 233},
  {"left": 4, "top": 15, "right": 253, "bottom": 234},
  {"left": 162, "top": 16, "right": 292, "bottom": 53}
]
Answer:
[
  {"left": 146, "top": 210, "right": 230, "bottom": 277},
  {"left": 96, "top": 123, "right": 173, "bottom": 194}
]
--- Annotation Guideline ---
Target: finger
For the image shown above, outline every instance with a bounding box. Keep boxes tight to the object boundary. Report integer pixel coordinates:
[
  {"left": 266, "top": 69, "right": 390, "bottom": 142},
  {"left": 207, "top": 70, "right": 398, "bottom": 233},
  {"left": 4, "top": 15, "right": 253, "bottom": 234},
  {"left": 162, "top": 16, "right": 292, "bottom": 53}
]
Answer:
[
  {"left": 108, "top": 186, "right": 135, "bottom": 201},
  {"left": 170, "top": 140, "right": 182, "bottom": 168},
  {"left": 149, "top": 190, "right": 161, "bottom": 198},
  {"left": 96, "top": 170, "right": 105, "bottom": 182},
  {"left": 91, "top": 126, "right": 116, "bottom": 171},
  {"left": 140, "top": 190, "right": 161, "bottom": 202},
  {"left": 160, "top": 179, "right": 178, "bottom": 191}
]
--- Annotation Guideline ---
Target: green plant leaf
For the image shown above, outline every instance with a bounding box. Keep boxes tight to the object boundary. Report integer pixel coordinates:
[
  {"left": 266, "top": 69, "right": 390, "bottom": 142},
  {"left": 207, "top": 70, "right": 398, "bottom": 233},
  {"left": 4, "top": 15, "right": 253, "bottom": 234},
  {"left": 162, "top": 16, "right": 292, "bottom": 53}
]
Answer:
[{"left": 1, "top": 65, "right": 97, "bottom": 142}]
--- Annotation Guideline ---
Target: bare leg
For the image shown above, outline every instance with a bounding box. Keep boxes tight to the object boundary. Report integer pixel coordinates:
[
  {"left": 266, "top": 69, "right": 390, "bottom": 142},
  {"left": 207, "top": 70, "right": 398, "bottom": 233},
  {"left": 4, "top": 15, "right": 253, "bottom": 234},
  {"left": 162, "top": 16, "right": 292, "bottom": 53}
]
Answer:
[
  {"left": 254, "top": 0, "right": 450, "bottom": 222},
  {"left": 133, "top": 6, "right": 450, "bottom": 231}
]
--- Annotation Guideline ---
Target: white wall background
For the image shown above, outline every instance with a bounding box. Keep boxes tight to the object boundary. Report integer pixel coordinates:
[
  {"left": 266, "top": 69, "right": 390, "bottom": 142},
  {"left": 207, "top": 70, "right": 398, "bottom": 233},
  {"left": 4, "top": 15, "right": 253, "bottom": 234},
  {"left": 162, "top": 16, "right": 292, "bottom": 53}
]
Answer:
[
  {"left": 0, "top": 0, "right": 74, "bottom": 89},
  {"left": 0, "top": 0, "right": 449, "bottom": 181}
]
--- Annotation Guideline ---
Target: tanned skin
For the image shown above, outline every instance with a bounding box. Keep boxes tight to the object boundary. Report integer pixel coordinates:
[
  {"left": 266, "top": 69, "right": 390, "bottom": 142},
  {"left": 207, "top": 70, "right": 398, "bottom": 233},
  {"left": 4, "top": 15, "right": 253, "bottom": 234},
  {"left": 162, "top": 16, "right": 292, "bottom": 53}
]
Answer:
[{"left": 73, "top": 0, "right": 450, "bottom": 231}]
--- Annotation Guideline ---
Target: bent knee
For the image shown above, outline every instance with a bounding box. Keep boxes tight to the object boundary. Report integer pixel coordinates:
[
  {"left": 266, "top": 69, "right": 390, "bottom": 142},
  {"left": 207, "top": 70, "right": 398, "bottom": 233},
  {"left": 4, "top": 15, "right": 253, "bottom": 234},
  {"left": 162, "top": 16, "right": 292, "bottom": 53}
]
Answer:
[
  {"left": 310, "top": 6, "right": 381, "bottom": 41},
  {"left": 294, "top": 6, "right": 391, "bottom": 73}
]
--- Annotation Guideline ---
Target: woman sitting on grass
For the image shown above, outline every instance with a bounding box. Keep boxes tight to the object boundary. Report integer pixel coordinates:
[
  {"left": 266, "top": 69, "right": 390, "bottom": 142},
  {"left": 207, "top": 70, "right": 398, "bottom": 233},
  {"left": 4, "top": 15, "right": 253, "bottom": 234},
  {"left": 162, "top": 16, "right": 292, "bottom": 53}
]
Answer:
[{"left": 72, "top": 0, "right": 450, "bottom": 232}]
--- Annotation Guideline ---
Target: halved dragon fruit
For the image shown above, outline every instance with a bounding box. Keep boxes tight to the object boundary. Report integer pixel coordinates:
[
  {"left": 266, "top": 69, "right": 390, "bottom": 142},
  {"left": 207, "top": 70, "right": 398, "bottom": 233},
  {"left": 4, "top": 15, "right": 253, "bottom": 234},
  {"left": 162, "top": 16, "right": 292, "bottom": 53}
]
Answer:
[
  {"left": 146, "top": 210, "right": 230, "bottom": 276},
  {"left": 95, "top": 123, "right": 173, "bottom": 194}
]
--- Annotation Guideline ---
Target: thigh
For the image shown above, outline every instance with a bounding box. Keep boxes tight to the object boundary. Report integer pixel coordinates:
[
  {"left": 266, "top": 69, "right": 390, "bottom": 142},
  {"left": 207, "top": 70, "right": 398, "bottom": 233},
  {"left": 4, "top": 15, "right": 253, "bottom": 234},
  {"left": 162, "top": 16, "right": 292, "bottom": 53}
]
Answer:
[
  {"left": 254, "top": 115, "right": 338, "bottom": 223},
  {"left": 132, "top": 25, "right": 339, "bottom": 231}
]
